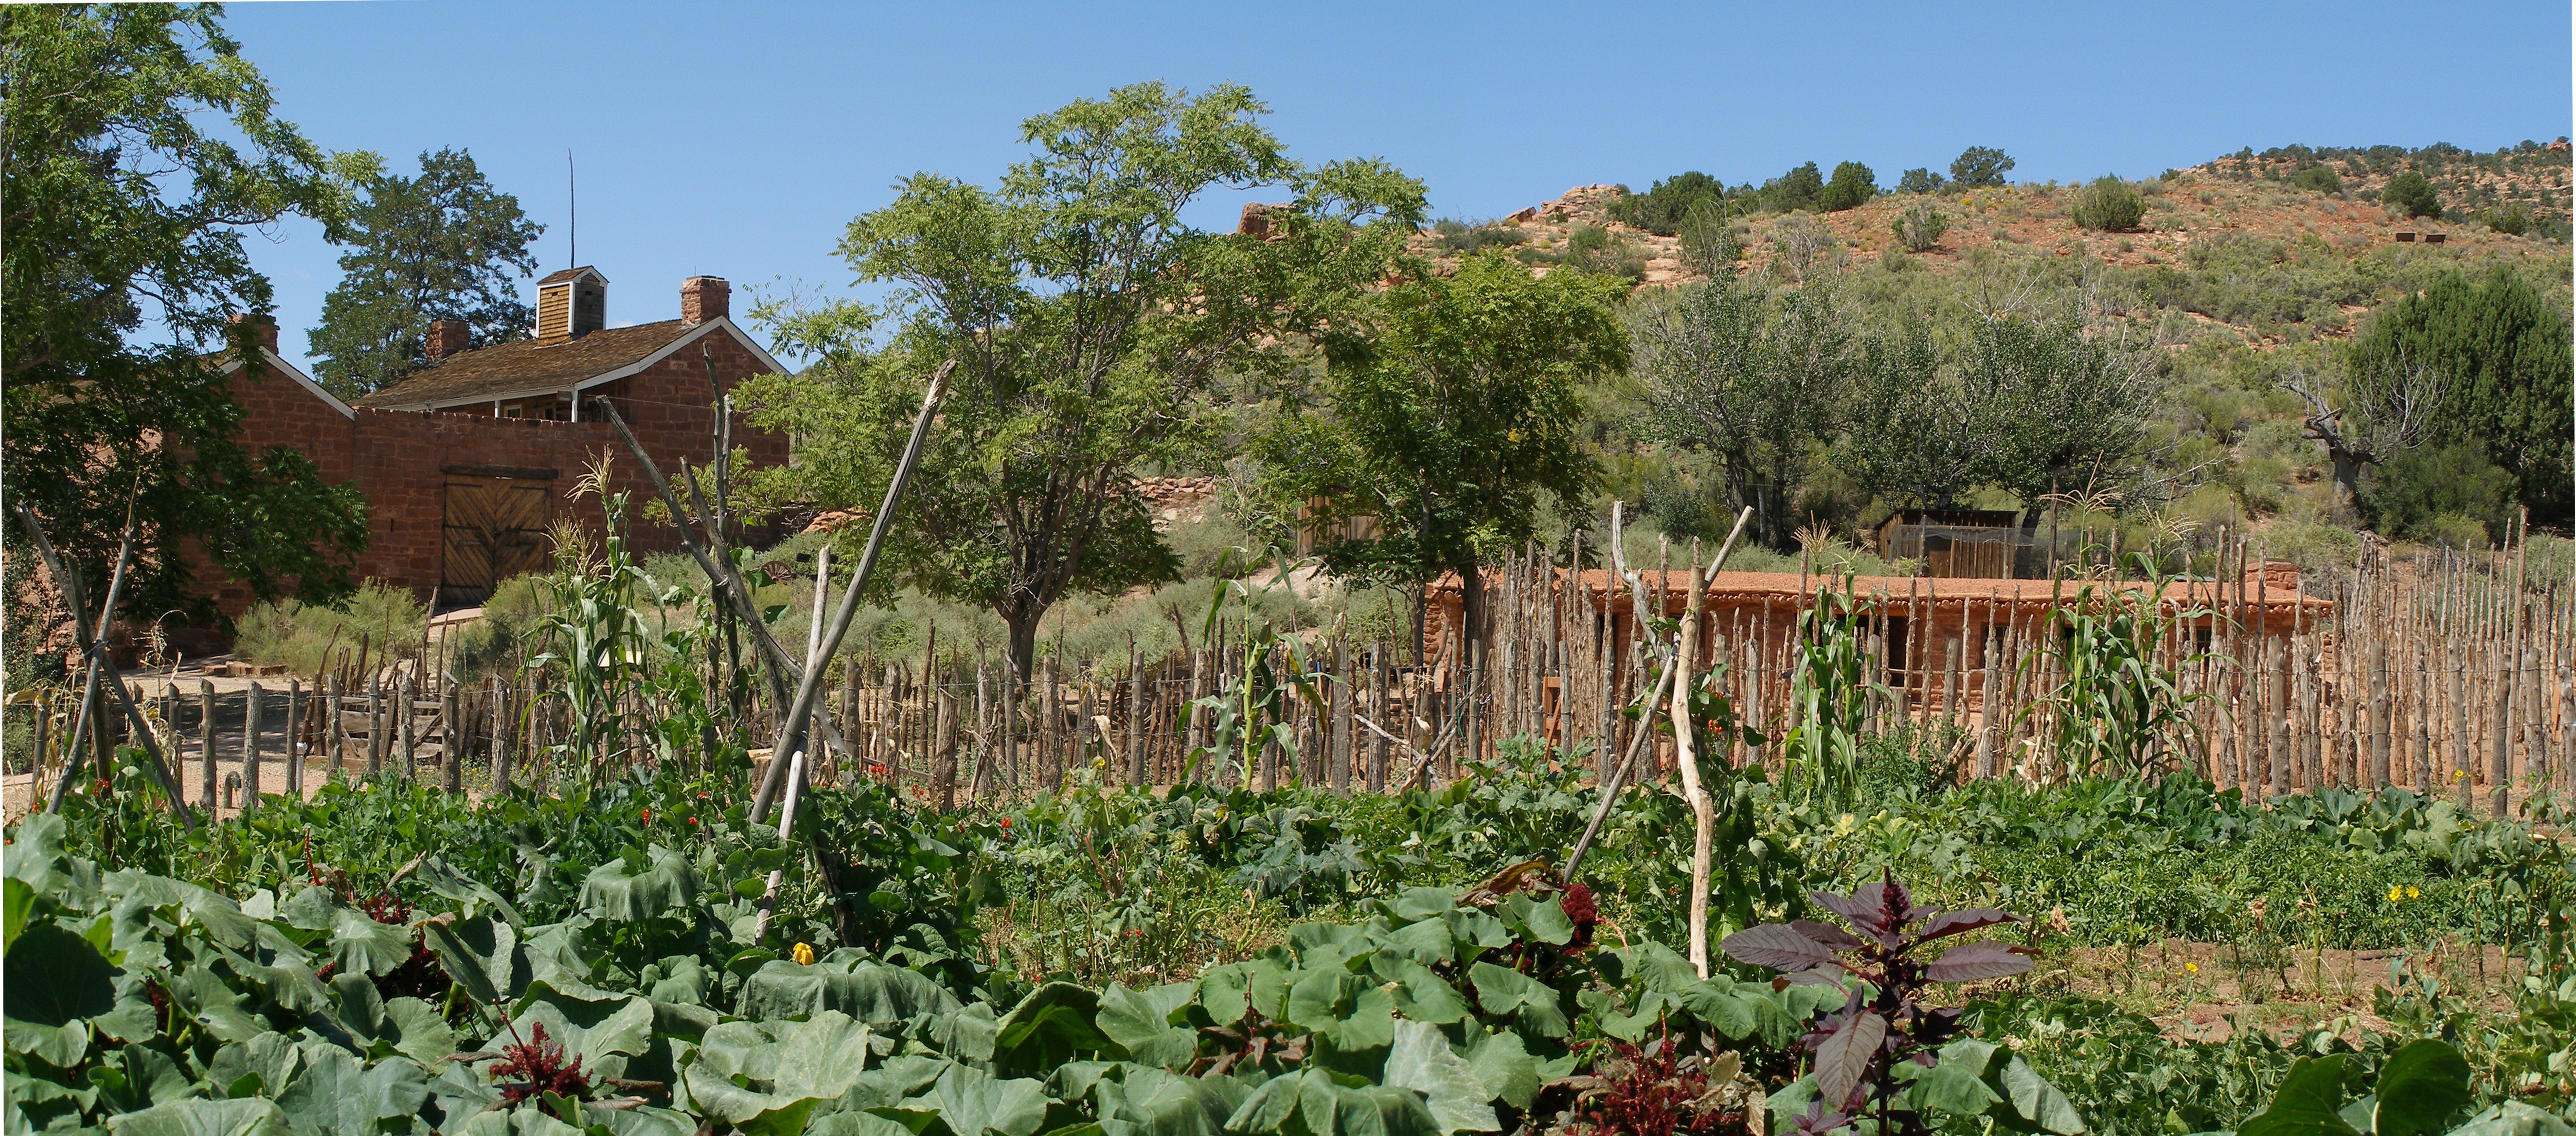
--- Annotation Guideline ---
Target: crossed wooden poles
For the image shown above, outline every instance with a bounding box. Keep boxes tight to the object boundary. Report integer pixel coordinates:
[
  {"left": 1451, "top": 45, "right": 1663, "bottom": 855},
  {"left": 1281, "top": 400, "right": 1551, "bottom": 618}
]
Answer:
[{"left": 15, "top": 494, "right": 198, "bottom": 829}]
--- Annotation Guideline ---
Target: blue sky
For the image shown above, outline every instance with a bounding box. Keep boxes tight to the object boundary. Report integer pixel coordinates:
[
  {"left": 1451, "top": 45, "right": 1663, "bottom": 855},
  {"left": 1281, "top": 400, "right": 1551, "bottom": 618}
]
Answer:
[{"left": 229, "top": 0, "right": 2573, "bottom": 369}]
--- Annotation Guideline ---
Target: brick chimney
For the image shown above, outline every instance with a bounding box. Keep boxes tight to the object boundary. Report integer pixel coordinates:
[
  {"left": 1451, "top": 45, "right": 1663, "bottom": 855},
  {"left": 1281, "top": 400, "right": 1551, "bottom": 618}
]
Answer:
[
  {"left": 227, "top": 312, "right": 278, "bottom": 356},
  {"left": 680, "top": 276, "right": 729, "bottom": 325},
  {"left": 425, "top": 318, "right": 470, "bottom": 362}
]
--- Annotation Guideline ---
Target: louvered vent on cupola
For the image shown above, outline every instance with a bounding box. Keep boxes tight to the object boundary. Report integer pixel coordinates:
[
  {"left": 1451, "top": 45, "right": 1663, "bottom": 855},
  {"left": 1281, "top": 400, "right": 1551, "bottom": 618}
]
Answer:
[{"left": 535, "top": 266, "right": 608, "bottom": 340}]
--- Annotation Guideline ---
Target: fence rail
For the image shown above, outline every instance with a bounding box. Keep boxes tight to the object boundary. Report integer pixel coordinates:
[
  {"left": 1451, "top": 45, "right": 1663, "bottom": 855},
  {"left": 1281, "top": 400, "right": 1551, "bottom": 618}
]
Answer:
[{"left": 16, "top": 537, "right": 2573, "bottom": 819}]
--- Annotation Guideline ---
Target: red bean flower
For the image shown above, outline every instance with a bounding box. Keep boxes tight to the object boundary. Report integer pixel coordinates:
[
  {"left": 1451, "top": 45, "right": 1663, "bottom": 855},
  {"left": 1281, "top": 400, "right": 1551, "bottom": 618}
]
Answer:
[{"left": 641, "top": 809, "right": 652, "bottom": 824}]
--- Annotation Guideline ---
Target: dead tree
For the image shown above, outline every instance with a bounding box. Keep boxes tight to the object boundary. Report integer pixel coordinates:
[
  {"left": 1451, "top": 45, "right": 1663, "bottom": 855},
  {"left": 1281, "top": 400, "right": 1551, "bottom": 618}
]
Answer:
[{"left": 2280, "top": 353, "right": 2446, "bottom": 509}]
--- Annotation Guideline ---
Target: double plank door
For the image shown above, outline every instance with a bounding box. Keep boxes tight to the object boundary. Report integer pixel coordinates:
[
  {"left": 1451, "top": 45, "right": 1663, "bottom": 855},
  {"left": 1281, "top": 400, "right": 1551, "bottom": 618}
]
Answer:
[{"left": 440, "top": 467, "right": 554, "bottom": 607}]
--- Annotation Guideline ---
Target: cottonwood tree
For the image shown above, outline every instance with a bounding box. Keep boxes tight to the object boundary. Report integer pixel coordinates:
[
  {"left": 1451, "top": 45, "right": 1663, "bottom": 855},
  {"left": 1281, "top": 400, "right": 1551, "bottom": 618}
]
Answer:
[
  {"left": 306, "top": 147, "right": 543, "bottom": 397},
  {"left": 1839, "top": 313, "right": 2150, "bottom": 513},
  {"left": 1634, "top": 273, "right": 1851, "bottom": 550},
  {"left": 1, "top": 5, "right": 370, "bottom": 626},
  {"left": 1261, "top": 253, "right": 1628, "bottom": 652},
  {"left": 744, "top": 83, "right": 1424, "bottom": 683}
]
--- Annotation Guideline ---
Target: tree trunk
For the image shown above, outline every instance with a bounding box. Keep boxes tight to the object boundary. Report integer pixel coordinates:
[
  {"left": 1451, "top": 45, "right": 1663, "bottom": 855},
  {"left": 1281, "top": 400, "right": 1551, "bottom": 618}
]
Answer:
[
  {"left": 1763, "top": 452, "right": 1796, "bottom": 551},
  {"left": 1455, "top": 557, "right": 1486, "bottom": 662},
  {"left": 1721, "top": 457, "right": 1754, "bottom": 545},
  {"left": 1002, "top": 601, "right": 1045, "bottom": 691},
  {"left": 2328, "top": 449, "right": 2363, "bottom": 510}
]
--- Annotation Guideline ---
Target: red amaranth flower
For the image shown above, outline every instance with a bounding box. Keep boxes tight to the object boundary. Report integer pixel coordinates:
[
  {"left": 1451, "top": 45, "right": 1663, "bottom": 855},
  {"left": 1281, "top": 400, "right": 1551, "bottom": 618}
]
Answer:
[
  {"left": 491, "top": 1021, "right": 593, "bottom": 1105},
  {"left": 1560, "top": 881, "right": 1600, "bottom": 945}
]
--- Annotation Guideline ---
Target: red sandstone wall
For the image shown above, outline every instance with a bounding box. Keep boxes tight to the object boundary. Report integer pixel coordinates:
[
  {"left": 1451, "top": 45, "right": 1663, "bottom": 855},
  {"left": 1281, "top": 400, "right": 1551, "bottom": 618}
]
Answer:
[{"left": 212, "top": 329, "right": 787, "bottom": 620}]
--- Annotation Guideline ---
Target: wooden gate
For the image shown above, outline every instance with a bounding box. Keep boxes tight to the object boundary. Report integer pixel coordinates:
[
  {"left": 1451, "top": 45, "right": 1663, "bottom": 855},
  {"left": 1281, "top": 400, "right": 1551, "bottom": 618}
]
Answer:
[{"left": 440, "top": 466, "right": 554, "bottom": 607}]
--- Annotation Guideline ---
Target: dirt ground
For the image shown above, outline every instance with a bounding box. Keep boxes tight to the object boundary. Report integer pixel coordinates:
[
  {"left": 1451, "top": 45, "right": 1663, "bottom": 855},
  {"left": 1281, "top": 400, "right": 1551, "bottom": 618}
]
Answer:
[
  {"left": 6, "top": 647, "right": 461, "bottom": 823},
  {"left": 2035, "top": 934, "right": 2521, "bottom": 1044}
]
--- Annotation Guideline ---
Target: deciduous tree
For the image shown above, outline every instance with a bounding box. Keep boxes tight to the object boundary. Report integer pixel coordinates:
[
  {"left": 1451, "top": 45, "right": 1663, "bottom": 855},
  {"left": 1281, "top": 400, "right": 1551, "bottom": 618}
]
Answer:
[
  {"left": 1838, "top": 313, "right": 2149, "bottom": 512},
  {"left": 1635, "top": 273, "right": 1851, "bottom": 550},
  {"left": 1, "top": 4, "right": 369, "bottom": 627},
  {"left": 744, "top": 83, "right": 1424, "bottom": 683},
  {"left": 1262, "top": 254, "right": 1628, "bottom": 652}
]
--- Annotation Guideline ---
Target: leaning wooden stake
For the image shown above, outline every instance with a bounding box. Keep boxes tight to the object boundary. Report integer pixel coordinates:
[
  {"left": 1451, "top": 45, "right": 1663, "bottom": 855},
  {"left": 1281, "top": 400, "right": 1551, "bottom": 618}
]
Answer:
[
  {"left": 751, "top": 360, "right": 951, "bottom": 825},
  {"left": 1566, "top": 506, "right": 1751, "bottom": 886}
]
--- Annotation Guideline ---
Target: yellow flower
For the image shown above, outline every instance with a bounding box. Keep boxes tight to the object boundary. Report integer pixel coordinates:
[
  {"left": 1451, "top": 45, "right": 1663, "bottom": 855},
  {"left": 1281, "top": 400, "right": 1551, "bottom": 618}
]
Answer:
[
  {"left": 2387, "top": 884, "right": 2404, "bottom": 902},
  {"left": 2454, "top": 770, "right": 2467, "bottom": 781},
  {"left": 791, "top": 942, "right": 815, "bottom": 966},
  {"left": 2406, "top": 885, "right": 2420, "bottom": 900},
  {"left": 2184, "top": 962, "right": 2200, "bottom": 974}
]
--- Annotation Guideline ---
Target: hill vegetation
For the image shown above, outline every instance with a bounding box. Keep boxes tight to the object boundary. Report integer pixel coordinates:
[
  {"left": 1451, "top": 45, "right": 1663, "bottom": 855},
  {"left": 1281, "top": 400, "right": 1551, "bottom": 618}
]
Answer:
[{"left": 1394, "top": 141, "right": 2572, "bottom": 573}]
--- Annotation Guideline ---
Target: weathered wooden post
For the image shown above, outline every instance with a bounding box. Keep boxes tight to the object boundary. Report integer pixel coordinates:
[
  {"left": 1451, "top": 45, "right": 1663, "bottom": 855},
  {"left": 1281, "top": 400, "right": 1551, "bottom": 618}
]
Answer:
[
  {"left": 285, "top": 680, "right": 304, "bottom": 800},
  {"left": 1977, "top": 635, "right": 2000, "bottom": 779},
  {"left": 1330, "top": 636, "right": 1353, "bottom": 794},
  {"left": 2492, "top": 657, "right": 2516, "bottom": 816},
  {"left": 1367, "top": 645, "right": 1389, "bottom": 792},
  {"left": 366, "top": 677, "right": 384, "bottom": 776},
  {"left": 198, "top": 680, "right": 217, "bottom": 808},
  {"left": 323, "top": 675, "right": 341, "bottom": 774},
  {"left": 442, "top": 675, "right": 462, "bottom": 792},
  {"left": 933, "top": 680, "right": 959, "bottom": 809},
  {"left": 398, "top": 676, "right": 418, "bottom": 779},
  {"left": 242, "top": 681, "right": 263, "bottom": 811},
  {"left": 2368, "top": 641, "right": 2391, "bottom": 788}
]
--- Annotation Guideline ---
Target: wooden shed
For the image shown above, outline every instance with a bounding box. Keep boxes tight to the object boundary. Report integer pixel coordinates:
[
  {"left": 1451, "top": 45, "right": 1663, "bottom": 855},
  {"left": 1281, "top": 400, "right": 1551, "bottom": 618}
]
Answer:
[{"left": 1874, "top": 508, "right": 2025, "bottom": 579}]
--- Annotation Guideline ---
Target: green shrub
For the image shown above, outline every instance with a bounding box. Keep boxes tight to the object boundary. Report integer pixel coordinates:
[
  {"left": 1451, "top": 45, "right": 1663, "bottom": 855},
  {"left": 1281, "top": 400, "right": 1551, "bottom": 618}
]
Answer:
[
  {"left": 1675, "top": 199, "right": 1737, "bottom": 276},
  {"left": 1818, "top": 160, "right": 1877, "bottom": 211},
  {"left": 1950, "top": 145, "right": 2015, "bottom": 188},
  {"left": 1557, "top": 224, "right": 1646, "bottom": 280},
  {"left": 1768, "top": 161, "right": 1824, "bottom": 211},
  {"left": 2478, "top": 203, "right": 2531, "bottom": 235},
  {"left": 1165, "top": 507, "right": 1262, "bottom": 579},
  {"left": 1891, "top": 198, "right": 1949, "bottom": 252},
  {"left": 447, "top": 573, "right": 558, "bottom": 679},
  {"left": 1896, "top": 166, "right": 1945, "bottom": 194},
  {"left": 2361, "top": 442, "right": 2516, "bottom": 544},
  {"left": 1606, "top": 171, "right": 1725, "bottom": 236},
  {"left": 1431, "top": 217, "right": 1528, "bottom": 253},
  {"left": 2071, "top": 175, "right": 2147, "bottom": 231},
  {"left": 2288, "top": 163, "right": 2344, "bottom": 195},
  {"left": 2421, "top": 511, "right": 2490, "bottom": 550},
  {"left": 232, "top": 578, "right": 427, "bottom": 675},
  {"left": 2383, "top": 170, "right": 2441, "bottom": 218}
]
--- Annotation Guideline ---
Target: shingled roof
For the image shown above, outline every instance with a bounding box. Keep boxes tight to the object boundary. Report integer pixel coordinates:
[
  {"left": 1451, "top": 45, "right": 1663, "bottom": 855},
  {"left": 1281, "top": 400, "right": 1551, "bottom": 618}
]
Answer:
[{"left": 352, "top": 319, "right": 699, "bottom": 409}]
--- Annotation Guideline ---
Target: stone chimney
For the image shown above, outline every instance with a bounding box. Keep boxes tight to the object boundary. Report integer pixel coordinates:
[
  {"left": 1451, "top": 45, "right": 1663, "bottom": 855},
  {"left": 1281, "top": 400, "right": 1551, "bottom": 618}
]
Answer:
[
  {"left": 227, "top": 312, "right": 279, "bottom": 356},
  {"left": 680, "top": 276, "right": 729, "bottom": 325},
  {"left": 425, "top": 319, "right": 470, "bottom": 362}
]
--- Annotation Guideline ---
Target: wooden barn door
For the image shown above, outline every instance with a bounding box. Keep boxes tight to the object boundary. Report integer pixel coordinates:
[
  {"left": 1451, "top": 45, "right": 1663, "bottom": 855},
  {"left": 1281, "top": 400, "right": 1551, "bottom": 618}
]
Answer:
[{"left": 440, "top": 467, "right": 554, "bottom": 608}]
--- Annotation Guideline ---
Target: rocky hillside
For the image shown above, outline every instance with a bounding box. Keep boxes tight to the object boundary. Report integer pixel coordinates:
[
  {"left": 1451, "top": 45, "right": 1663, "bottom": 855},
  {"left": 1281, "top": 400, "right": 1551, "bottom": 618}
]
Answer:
[{"left": 1412, "top": 142, "right": 2572, "bottom": 342}]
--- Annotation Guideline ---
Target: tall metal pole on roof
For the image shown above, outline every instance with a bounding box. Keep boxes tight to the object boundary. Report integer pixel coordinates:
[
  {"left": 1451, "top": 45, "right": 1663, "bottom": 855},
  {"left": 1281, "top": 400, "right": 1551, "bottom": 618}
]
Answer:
[{"left": 567, "top": 149, "right": 576, "bottom": 269}]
